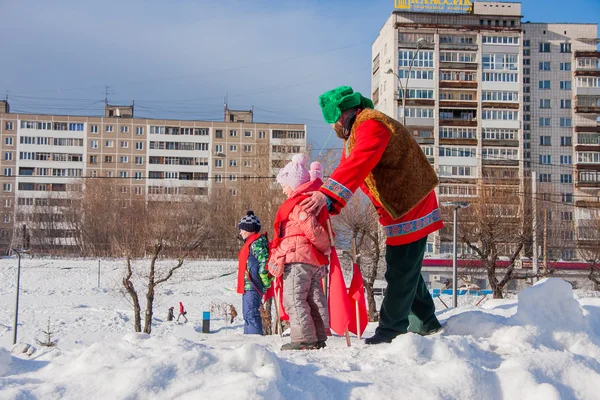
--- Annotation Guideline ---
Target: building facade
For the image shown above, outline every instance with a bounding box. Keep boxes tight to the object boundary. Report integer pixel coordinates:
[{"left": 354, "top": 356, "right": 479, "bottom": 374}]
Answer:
[
  {"left": 0, "top": 102, "right": 306, "bottom": 251},
  {"left": 373, "top": 1, "right": 599, "bottom": 259}
]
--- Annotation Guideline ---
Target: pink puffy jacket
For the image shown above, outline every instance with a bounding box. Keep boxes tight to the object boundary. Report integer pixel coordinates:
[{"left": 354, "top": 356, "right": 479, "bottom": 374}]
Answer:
[{"left": 270, "top": 194, "right": 331, "bottom": 270}]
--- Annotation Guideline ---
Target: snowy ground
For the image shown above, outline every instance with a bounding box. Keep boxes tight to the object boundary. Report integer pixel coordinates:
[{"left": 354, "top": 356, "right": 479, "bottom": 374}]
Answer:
[{"left": 1, "top": 258, "right": 600, "bottom": 399}]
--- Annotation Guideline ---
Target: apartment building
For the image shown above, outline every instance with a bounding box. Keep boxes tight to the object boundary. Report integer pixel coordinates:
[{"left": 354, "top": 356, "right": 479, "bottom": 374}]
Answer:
[
  {"left": 0, "top": 101, "right": 306, "bottom": 251},
  {"left": 522, "top": 22, "right": 599, "bottom": 260},
  {"left": 373, "top": 1, "right": 524, "bottom": 254},
  {"left": 373, "top": 2, "right": 599, "bottom": 259}
]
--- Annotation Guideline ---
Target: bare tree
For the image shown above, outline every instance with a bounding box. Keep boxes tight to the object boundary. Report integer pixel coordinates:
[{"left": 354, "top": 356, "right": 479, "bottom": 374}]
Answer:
[
  {"left": 447, "top": 181, "right": 534, "bottom": 298},
  {"left": 576, "top": 211, "right": 600, "bottom": 291}
]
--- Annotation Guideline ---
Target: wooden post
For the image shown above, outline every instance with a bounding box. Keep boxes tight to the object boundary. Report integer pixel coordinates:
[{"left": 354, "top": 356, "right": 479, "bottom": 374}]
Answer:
[
  {"left": 351, "top": 237, "right": 361, "bottom": 339},
  {"left": 327, "top": 220, "right": 351, "bottom": 347},
  {"left": 273, "top": 288, "right": 283, "bottom": 337}
]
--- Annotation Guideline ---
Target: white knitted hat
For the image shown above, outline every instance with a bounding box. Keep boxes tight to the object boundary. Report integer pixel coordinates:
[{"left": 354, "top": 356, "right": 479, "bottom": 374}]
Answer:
[{"left": 276, "top": 154, "right": 310, "bottom": 190}]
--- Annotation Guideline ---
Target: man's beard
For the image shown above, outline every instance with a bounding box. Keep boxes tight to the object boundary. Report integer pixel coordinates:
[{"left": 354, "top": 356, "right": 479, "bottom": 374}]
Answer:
[{"left": 333, "top": 123, "right": 346, "bottom": 139}]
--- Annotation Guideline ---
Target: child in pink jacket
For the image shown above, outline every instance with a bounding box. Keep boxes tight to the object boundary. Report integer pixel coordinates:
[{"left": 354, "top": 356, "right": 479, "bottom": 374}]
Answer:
[{"left": 268, "top": 154, "right": 331, "bottom": 351}]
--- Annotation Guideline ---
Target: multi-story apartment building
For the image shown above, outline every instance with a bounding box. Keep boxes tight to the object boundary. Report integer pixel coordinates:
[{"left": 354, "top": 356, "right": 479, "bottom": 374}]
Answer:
[
  {"left": 523, "top": 22, "right": 599, "bottom": 260},
  {"left": 373, "top": 1, "right": 599, "bottom": 259},
  {"left": 0, "top": 101, "right": 306, "bottom": 251},
  {"left": 373, "top": 1, "right": 524, "bottom": 254}
]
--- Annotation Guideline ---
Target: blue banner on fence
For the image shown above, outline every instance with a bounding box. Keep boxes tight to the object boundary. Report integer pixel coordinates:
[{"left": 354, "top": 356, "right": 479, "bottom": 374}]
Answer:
[{"left": 431, "top": 289, "right": 492, "bottom": 296}]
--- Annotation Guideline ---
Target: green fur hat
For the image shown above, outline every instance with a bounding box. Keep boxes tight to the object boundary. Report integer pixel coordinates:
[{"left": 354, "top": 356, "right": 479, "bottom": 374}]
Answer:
[{"left": 318, "top": 86, "right": 374, "bottom": 124}]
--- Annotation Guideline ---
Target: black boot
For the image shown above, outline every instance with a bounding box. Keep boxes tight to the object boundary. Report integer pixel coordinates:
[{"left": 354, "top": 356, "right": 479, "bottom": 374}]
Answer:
[
  {"left": 280, "top": 341, "right": 318, "bottom": 351},
  {"left": 316, "top": 340, "right": 327, "bottom": 349},
  {"left": 364, "top": 333, "right": 393, "bottom": 345}
]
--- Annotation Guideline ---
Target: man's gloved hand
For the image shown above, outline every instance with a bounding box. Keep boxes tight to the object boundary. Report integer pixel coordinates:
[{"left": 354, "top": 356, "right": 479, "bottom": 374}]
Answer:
[{"left": 300, "top": 191, "right": 328, "bottom": 214}]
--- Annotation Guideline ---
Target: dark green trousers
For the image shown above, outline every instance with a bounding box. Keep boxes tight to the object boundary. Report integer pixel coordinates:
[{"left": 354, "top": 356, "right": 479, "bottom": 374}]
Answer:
[{"left": 377, "top": 236, "right": 441, "bottom": 338}]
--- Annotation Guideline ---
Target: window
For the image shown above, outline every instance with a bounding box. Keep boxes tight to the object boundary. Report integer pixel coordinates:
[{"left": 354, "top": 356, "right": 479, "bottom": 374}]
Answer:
[
  {"left": 229, "top": 130, "right": 238, "bottom": 137},
  {"left": 229, "top": 145, "right": 238, "bottom": 152},
  {"left": 539, "top": 80, "right": 551, "bottom": 90},
  {"left": 539, "top": 43, "right": 551, "bottom": 53},
  {"left": 120, "top": 156, "right": 129, "bottom": 163},
  {"left": 560, "top": 62, "right": 572, "bottom": 71},
  {"left": 560, "top": 99, "right": 572, "bottom": 109},
  {"left": 482, "top": 54, "right": 519, "bottom": 70},
  {"left": 523, "top": 49, "right": 531, "bottom": 57},
  {"left": 4, "top": 152, "right": 12, "bottom": 161},
  {"left": 120, "top": 141, "right": 129, "bottom": 148},
  {"left": 243, "top": 160, "right": 252, "bottom": 167},
  {"left": 121, "top": 126, "right": 129, "bottom": 133},
  {"left": 90, "top": 140, "right": 99, "bottom": 149},
  {"left": 215, "top": 144, "right": 223, "bottom": 153},
  {"left": 482, "top": 128, "right": 518, "bottom": 140},
  {"left": 134, "top": 172, "right": 143, "bottom": 180},
  {"left": 561, "top": 136, "right": 572, "bottom": 146},
  {"left": 215, "top": 129, "right": 223, "bottom": 139},
  {"left": 229, "top": 175, "right": 237, "bottom": 182},
  {"left": 399, "top": 89, "right": 434, "bottom": 99},
  {"left": 68, "top": 123, "right": 84, "bottom": 131},
  {"left": 438, "top": 166, "right": 475, "bottom": 178},
  {"left": 136, "top": 127, "right": 144, "bottom": 135},
  {"left": 3, "top": 168, "right": 11, "bottom": 177},
  {"left": 439, "top": 127, "right": 476, "bottom": 139},
  {"left": 482, "top": 72, "right": 518, "bottom": 82},
  {"left": 560, "top": 155, "right": 572, "bottom": 164},
  {"left": 399, "top": 51, "right": 434, "bottom": 68},
  {"left": 481, "top": 110, "right": 518, "bottom": 120},
  {"left": 244, "top": 131, "right": 252, "bottom": 138},
  {"left": 560, "top": 43, "right": 571, "bottom": 53},
  {"left": 135, "top": 142, "right": 143, "bottom": 150},
  {"left": 4, "top": 137, "right": 13, "bottom": 146},
  {"left": 482, "top": 148, "right": 519, "bottom": 160},
  {"left": 3, "top": 184, "right": 11, "bottom": 192},
  {"left": 539, "top": 155, "right": 552, "bottom": 165},
  {"left": 401, "top": 107, "right": 434, "bottom": 119},
  {"left": 5, "top": 122, "right": 13, "bottom": 130},
  {"left": 539, "top": 118, "right": 551, "bottom": 127},
  {"left": 540, "top": 136, "right": 551, "bottom": 146},
  {"left": 215, "top": 159, "right": 223, "bottom": 168},
  {"left": 524, "top": 40, "right": 530, "bottom": 47},
  {"left": 539, "top": 62, "right": 551, "bottom": 71},
  {"left": 90, "top": 125, "right": 98, "bottom": 133},
  {"left": 3, "top": 199, "right": 11, "bottom": 208},
  {"left": 560, "top": 81, "right": 572, "bottom": 90},
  {"left": 258, "top": 131, "right": 266, "bottom": 139},
  {"left": 560, "top": 174, "right": 573, "bottom": 183},
  {"left": 539, "top": 174, "right": 552, "bottom": 183},
  {"left": 438, "top": 147, "right": 476, "bottom": 158},
  {"left": 560, "top": 118, "right": 572, "bottom": 127},
  {"left": 215, "top": 175, "right": 222, "bottom": 183},
  {"left": 229, "top": 159, "right": 238, "bottom": 167},
  {"left": 89, "top": 155, "right": 98, "bottom": 164},
  {"left": 482, "top": 36, "right": 519, "bottom": 45},
  {"left": 105, "top": 125, "right": 114, "bottom": 132},
  {"left": 243, "top": 145, "right": 252, "bottom": 153},
  {"left": 577, "top": 152, "right": 600, "bottom": 163},
  {"left": 120, "top": 171, "right": 128, "bottom": 178},
  {"left": 439, "top": 52, "right": 476, "bottom": 63},
  {"left": 135, "top": 156, "right": 143, "bottom": 165},
  {"left": 105, "top": 140, "right": 114, "bottom": 148},
  {"left": 539, "top": 99, "right": 551, "bottom": 108},
  {"left": 562, "top": 193, "right": 573, "bottom": 203},
  {"left": 104, "top": 155, "right": 114, "bottom": 163}
]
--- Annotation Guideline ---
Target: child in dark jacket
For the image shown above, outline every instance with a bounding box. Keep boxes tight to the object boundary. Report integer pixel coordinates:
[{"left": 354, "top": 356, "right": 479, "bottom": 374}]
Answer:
[{"left": 237, "top": 211, "right": 272, "bottom": 335}]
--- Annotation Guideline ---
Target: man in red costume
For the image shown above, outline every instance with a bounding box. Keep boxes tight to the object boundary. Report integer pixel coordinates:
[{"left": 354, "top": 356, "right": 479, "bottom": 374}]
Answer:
[{"left": 302, "top": 86, "right": 444, "bottom": 345}]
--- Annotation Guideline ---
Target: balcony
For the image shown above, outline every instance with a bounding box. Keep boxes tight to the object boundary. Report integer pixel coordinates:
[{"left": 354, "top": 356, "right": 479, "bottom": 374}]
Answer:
[
  {"left": 577, "top": 132, "right": 600, "bottom": 146},
  {"left": 439, "top": 62, "right": 478, "bottom": 71},
  {"left": 481, "top": 102, "right": 519, "bottom": 110},
  {"left": 574, "top": 51, "right": 600, "bottom": 59},
  {"left": 439, "top": 43, "right": 478, "bottom": 51},
  {"left": 439, "top": 100, "right": 477, "bottom": 109},
  {"left": 575, "top": 126, "right": 600, "bottom": 133},
  {"left": 576, "top": 169, "right": 600, "bottom": 188},
  {"left": 439, "top": 109, "right": 477, "bottom": 127},
  {"left": 575, "top": 105, "right": 600, "bottom": 114},
  {"left": 440, "top": 81, "right": 477, "bottom": 89}
]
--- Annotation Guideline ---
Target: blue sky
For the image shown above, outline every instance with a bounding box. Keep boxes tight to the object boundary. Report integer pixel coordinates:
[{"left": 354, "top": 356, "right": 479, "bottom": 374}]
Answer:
[{"left": 0, "top": 0, "right": 598, "bottom": 151}]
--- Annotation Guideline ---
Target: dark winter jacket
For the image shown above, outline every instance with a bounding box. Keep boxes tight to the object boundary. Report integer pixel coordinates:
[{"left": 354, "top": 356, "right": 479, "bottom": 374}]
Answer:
[{"left": 245, "top": 234, "right": 271, "bottom": 293}]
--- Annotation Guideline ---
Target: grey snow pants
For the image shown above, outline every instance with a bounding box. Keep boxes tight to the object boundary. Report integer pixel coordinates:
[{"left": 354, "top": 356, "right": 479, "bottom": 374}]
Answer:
[{"left": 283, "top": 263, "right": 329, "bottom": 343}]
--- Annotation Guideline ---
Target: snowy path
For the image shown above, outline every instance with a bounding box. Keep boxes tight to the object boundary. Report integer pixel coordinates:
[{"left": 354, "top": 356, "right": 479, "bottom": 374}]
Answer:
[{"left": 1, "top": 259, "right": 600, "bottom": 399}]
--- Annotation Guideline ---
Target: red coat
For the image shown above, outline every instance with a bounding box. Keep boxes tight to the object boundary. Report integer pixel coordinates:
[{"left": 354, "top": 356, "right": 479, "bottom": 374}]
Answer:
[
  {"left": 319, "top": 116, "right": 444, "bottom": 246},
  {"left": 179, "top": 302, "right": 184, "bottom": 314}
]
